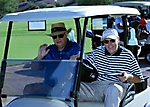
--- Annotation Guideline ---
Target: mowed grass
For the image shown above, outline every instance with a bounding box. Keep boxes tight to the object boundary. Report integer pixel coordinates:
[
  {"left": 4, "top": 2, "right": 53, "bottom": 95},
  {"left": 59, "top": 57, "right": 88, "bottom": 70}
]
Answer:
[{"left": 0, "top": 19, "right": 92, "bottom": 61}]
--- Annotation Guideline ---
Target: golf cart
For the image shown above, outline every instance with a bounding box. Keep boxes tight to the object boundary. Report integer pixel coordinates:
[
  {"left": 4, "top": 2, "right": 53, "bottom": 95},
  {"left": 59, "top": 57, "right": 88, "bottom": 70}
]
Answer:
[
  {"left": 113, "top": 1, "right": 150, "bottom": 64},
  {"left": 113, "top": 1, "right": 150, "bottom": 18},
  {"left": 0, "top": 5, "right": 150, "bottom": 107}
]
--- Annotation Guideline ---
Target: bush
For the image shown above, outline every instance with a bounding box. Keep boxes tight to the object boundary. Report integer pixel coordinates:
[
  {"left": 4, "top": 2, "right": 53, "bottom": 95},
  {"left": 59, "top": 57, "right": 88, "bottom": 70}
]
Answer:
[
  {"left": 0, "top": 0, "right": 19, "bottom": 18},
  {"left": 38, "top": 2, "right": 47, "bottom": 8},
  {"left": 54, "top": 2, "right": 64, "bottom": 7},
  {"left": 46, "top": 4, "right": 55, "bottom": 8},
  {"left": 28, "top": 1, "right": 38, "bottom": 9},
  {"left": 77, "top": 0, "right": 113, "bottom": 5}
]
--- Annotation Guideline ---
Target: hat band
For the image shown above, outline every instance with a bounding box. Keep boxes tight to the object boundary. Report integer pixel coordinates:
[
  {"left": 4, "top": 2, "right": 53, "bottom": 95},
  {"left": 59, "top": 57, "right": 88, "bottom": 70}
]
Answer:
[{"left": 51, "top": 27, "right": 67, "bottom": 33}]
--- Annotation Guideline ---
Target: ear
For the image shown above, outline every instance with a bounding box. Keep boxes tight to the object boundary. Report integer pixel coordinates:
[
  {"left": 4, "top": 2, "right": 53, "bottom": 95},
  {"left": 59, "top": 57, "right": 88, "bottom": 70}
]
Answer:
[
  {"left": 117, "top": 37, "right": 120, "bottom": 42},
  {"left": 118, "top": 36, "right": 120, "bottom": 40},
  {"left": 64, "top": 32, "right": 68, "bottom": 37},
  {"left": 66, "top": 31, "right": 69, "bottom": 35}
]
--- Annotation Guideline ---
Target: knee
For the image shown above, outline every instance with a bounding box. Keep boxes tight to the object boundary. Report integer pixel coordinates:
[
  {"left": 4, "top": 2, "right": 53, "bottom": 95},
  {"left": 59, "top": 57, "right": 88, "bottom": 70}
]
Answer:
[
  {"left": 114, "top": 84, "right": 123, "bottom": 92},
  {"left": 23, "top": 84, "right": 31, "bottom": 94},
  {"left": 108, "top": 84, "right": 124, "bottom": 98}
]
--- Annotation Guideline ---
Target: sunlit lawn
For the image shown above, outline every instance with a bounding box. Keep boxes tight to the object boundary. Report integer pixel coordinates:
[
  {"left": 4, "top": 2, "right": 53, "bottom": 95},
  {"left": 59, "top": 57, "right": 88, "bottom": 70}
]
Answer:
[{"left": 0, "top": 19, "right": 92, "bottom": 62}]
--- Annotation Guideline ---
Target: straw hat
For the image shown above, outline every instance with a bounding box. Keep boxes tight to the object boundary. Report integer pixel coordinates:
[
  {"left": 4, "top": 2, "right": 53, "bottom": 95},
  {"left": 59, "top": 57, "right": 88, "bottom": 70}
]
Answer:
[{"left": 47, "top": 22, "right": 72, "bottom": 36}]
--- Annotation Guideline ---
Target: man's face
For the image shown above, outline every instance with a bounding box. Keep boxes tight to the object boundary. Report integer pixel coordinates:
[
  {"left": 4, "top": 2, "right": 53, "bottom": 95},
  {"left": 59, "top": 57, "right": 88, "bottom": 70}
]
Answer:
[
  {"left": 52, "top": 32, "right": 68, "bottom": 50},
  {"left": 103, "top": 38, "right": 119, "bottom": 55},
  {"left": 132, "top": 16, "right": 136, "bottom": 19}
]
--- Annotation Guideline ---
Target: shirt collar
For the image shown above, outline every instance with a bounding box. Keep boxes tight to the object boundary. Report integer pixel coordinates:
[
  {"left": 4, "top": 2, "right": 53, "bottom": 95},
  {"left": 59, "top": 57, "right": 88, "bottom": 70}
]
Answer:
[{"left": 105, "top": 46, "right": 122, "bottom": 56}]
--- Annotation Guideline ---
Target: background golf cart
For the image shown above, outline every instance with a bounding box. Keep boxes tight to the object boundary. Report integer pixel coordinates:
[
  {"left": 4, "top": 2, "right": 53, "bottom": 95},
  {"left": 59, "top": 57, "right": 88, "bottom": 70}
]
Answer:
[
  {"left": 113, "top": 1, "right": 150, "bottom": 18},
  {"left": 0, "top": 5, "right": 150, "bottom": 107},
  {"left": 112, "top": 1, "right": 150, "bottom": 64}
]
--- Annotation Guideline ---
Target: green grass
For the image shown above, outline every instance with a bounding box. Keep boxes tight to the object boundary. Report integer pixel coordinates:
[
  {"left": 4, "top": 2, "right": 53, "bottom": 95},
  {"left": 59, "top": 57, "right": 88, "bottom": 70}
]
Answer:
[{"left": 0, "top": 19, "right": 92, "bottom": 62}]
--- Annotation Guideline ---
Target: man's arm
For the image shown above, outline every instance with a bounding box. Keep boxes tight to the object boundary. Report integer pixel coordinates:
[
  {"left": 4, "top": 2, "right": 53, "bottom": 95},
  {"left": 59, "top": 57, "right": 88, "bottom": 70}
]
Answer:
[
  {"left": 127, "top": 74, "right": 141, "bottom": 83},
  {"left": 31, "top": 44, "right": 50, "bottom": 70},
  {"left": 31, "top": 56, "right": 43, "bottom": 70},
  {"left": 118, "top": 54, "right": 144, "bottom": 83},
  {"left": 117, "top": 73, "right": 141, "bottom": 83}
]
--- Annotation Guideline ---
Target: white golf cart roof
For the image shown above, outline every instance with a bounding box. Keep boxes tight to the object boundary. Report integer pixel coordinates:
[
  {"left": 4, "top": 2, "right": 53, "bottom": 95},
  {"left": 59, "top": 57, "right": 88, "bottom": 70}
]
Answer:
[
  {"left": 114, "top": 1, "right": 150, "bottom": 6},
  {"left": 1, "top": 5, "right": 140, "bottom": 21}
]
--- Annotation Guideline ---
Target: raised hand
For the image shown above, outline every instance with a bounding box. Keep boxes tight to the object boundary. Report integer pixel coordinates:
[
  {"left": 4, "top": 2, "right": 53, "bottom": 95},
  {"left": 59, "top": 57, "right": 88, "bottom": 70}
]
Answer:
[{"left": 36, "top": 44, "right": 50, "bottom": 59}]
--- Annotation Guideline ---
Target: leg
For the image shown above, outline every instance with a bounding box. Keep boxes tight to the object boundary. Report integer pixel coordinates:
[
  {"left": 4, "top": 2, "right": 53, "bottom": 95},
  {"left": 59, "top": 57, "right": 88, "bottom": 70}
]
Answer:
[
  {"left": 79, "top": 81, "right": 111, "bottom": 102},
  {"left": 23, "top": 82, "right": 51, "bottom": 95},
  {"left": 104, "top": 83, "right": 124, "bottom": 107},
  {"left": 79, "top": 82, "right": 105, "bottom": 102}
]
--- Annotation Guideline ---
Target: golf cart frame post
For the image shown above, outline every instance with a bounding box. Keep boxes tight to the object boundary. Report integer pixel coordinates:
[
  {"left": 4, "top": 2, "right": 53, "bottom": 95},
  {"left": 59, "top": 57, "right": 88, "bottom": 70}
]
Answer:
[
  {"left": 0, "top": 21, "right": 13, "bottom": 107},
  {"left": 0, "top": 5, "right": 150, "bottom": 107}
]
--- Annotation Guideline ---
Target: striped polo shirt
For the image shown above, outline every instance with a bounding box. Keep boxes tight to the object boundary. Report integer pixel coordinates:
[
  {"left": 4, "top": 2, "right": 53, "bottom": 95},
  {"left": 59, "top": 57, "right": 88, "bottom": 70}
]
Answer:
[{"left": 85, "top": 46, "right": 144, "bottom": 82}]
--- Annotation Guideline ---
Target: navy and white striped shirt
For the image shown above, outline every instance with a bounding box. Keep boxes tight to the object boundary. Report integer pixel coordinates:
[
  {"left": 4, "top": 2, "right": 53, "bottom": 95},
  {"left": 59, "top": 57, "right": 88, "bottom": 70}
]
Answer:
[{"left": 85, "top": 46, "right": 144, "bottom": 82}]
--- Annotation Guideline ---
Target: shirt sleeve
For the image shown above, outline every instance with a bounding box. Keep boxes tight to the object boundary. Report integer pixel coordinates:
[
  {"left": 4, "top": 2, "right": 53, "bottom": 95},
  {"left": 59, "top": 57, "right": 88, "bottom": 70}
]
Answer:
[
  {"left": 84, "top": 49, "right": 97, "bottom": 70},
  {"left": 128, "top": 55, "right": 144, "bottom": 82}
]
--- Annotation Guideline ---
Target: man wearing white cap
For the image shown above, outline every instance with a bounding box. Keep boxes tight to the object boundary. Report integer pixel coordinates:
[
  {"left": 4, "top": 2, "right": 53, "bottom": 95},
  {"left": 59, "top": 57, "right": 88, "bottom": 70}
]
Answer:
[{"left": 79, "top": 28, "right": 144, "bottom": 107}]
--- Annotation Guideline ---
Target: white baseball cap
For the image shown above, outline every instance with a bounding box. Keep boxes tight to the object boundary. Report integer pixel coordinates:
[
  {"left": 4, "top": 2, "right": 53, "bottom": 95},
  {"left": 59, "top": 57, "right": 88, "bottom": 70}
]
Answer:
[{"left": 101, "top": 28, "right": 119, "bottom": 41}]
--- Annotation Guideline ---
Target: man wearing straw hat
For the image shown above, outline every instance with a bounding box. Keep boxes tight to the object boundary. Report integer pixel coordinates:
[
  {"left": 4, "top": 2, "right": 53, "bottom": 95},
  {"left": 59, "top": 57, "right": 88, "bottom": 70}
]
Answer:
[
  {"left": 31, "top": 22, "right": 80, "bottom": 70},
  {"left": 23, "top": 22, "right": 80, "bottom": 94}
]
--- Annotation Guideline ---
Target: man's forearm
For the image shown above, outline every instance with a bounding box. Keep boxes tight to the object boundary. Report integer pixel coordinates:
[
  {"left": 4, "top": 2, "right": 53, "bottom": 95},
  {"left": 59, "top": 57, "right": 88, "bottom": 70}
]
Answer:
[
  {"left": 35, "top": 56, "right": 43, "bottom": 60},
  {"left": 31, "top": 57, "right": 42, "bottom": 70},
  {"left": 127, "top": 74, "right": 141, "bottom": 83}
]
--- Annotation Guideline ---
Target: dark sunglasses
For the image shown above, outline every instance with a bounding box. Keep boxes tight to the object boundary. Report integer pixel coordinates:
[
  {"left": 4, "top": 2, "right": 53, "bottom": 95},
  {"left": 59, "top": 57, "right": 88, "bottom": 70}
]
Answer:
[
  {"left": 52, "top": 34, "right": 64, "bottom": 39},
  {"left": 103, "top": 39, "right": 116, "bottom": 44}
]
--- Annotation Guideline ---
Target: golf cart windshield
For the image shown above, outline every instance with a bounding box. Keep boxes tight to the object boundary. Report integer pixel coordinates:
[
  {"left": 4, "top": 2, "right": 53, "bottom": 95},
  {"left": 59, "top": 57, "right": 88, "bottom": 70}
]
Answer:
[{"left": 2, "top": 59, "right": 79, "bottom": 99}]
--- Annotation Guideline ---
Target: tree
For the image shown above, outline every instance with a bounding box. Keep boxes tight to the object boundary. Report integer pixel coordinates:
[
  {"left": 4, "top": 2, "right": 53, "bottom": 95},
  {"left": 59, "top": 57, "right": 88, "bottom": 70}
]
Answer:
[
  {"left": 54, "top": 2, "right": 64, "bottom": 7},
  {"left": 77, "top": 0, "right": 113, "bottom": 5},
  {"left": 18, "top": 0, "right": 27, "bottom": 3},
  {"left": 28, "top": 1, "right": 38, "bottom": 10},
  {"left": 38, "top": 2, "right": 47, "bottom": 8},
  {"left": 0, "top": 0, "right": 19, "bottom": 18}
]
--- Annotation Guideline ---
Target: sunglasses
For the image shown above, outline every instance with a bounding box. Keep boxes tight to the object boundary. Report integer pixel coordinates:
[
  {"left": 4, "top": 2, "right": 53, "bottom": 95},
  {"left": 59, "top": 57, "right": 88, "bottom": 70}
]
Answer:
[
  {"left": 52, "top": 34, "right": 64, "bottom": 39},
  {"left": 103, "top": 39, "right": 116, "bottom": 44}
]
